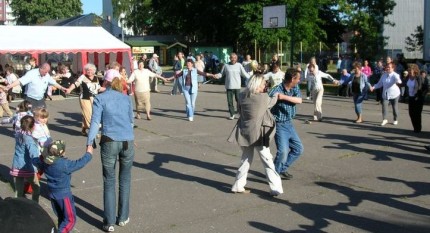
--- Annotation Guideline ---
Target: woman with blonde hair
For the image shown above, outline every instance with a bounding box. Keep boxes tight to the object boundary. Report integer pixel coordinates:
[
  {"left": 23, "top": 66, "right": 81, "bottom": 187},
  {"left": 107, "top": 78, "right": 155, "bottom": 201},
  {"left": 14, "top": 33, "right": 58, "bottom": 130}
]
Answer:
[
  {"left": 228, "top": 72, "right": 283, "bottom": 196},
  {"left": 86, "top": 74, "right": 134, "bottom": 232}
]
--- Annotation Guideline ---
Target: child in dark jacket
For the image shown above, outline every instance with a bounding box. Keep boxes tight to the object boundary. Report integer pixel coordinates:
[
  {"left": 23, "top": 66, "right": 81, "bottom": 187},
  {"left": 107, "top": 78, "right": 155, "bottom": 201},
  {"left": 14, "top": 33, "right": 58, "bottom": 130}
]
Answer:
[{"left": 33, "top": 140, "right": 93, "bottom": 233}]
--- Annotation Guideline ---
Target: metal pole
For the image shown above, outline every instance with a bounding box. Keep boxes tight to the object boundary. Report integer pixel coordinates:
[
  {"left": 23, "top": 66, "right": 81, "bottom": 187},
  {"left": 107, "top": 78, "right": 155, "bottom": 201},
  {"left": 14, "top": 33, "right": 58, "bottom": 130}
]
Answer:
[
  {"left": 300, "top": 41, "right": 303, "bottom": 65},
  {"left": 290, "top": 6, "right": 295, "bottom": 67},
  {"left": 121, "top": 21, "right": 124, "bottom": 42},
  {"left": 280, "top": 41, "right": 283, "bottom": 70}
]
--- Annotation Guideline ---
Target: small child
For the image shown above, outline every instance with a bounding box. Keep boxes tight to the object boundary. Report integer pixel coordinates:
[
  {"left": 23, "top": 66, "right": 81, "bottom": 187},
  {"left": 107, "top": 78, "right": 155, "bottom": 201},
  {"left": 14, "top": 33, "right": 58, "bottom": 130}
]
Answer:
[
  {"left": 0, "top": 87, "right": 13, "bottom": 118},
  {"left": 33, "top": 140, "right": 93, "bottom": 233},
  {"left": 9, "top": 115, "right": 40, "bottom": 202},
  {"left": 32, "top": 108, "right": 52, "bottom": 152},
  {"left": 1, "top": 100, "right": 33, "bottom": 133}
]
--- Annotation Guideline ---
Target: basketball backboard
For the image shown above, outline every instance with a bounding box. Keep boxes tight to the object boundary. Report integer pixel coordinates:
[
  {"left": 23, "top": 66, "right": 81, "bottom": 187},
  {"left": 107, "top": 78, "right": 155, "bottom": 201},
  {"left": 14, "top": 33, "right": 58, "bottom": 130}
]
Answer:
[{"left": 263, "top": 5, "right": 286, "bottom": 29}]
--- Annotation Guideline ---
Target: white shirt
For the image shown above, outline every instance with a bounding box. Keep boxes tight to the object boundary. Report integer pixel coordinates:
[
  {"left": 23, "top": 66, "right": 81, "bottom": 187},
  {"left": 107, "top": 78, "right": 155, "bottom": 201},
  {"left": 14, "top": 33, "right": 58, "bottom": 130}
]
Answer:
[
  {"left": 374, "top": 71, "right": 401, "bottom": 100},
  {"left": 407, "top": 79, "right": 416, "bottom": 97}
]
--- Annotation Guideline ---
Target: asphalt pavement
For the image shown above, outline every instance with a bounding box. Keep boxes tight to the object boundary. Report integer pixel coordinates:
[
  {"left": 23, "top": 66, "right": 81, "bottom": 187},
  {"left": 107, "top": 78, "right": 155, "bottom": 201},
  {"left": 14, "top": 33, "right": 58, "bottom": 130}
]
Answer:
[{"left": 0, "top": 83, "right": 429, "bottom": 233}]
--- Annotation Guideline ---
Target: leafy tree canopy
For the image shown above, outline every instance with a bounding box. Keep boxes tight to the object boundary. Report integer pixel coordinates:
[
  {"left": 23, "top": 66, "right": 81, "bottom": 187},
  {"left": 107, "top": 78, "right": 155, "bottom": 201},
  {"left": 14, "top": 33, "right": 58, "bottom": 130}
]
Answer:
[{"left": 11, "top": 0, "right": 83, "bottom": 25}]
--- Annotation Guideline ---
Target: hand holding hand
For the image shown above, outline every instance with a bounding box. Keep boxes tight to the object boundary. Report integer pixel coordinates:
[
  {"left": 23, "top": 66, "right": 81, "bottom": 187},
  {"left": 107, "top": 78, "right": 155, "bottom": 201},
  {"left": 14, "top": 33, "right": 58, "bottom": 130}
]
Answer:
[{"left": 86, "top": 145, "right": 94, "bottom": 154}]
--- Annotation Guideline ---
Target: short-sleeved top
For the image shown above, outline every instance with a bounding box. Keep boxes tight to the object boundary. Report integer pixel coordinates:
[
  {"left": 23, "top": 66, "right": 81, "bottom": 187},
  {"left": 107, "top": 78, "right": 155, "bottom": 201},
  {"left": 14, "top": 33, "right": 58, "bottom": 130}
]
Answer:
[
  {"left": 19, "top": 69, "right": 57, "bottom": 100},
  {"left": 74, "top": 75, "right": 101, "bottom": 100},
  {"left": 269, "top": 84, "right": 301, "bottom": 122}
]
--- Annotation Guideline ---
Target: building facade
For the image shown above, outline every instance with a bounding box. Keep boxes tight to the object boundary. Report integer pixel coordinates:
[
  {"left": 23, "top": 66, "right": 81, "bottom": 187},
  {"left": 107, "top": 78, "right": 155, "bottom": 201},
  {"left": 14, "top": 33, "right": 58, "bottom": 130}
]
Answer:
[
  {"left": 0, "top": 0, "right": 15, "bottom": 25},
  {"left": 384, "top": 0, "right": 424, "bottom": 59}
]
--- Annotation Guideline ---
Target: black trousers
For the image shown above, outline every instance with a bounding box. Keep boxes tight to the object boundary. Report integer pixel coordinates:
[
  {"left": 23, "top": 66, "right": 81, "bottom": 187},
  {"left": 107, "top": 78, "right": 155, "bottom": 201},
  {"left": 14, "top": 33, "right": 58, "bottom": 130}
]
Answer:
[{"left": 408, "top": 95, "right": 424, "bottom": 132}]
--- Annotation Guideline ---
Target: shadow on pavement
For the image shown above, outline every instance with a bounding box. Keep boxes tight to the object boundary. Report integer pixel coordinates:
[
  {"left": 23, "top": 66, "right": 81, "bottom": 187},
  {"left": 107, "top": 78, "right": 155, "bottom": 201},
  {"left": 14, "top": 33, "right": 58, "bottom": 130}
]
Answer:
[
  {"left": 255, "top": 181, "right": 430, "bottom": 232},
  {"left": 74, "top": 195, "right": 104, "bottom": 229},
  {"left": 134, "top": 152, "right": 268, "bottom": 193}
]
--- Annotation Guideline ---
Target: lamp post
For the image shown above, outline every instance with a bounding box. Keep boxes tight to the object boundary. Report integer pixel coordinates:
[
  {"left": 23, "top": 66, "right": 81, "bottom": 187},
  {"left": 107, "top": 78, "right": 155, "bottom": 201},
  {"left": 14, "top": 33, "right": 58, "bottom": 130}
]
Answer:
[{"left": 119, "top": 13, "right": 125, "bottom": 42}]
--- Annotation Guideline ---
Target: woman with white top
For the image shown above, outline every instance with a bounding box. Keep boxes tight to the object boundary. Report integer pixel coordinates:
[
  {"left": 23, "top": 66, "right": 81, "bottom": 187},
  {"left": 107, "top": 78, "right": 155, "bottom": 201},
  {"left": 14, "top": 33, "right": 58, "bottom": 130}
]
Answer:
[
  {"left": 306, "top": 64, "right": 339, "bottom": 122},
  {"left": 372, "top": 62, "right": 402, "bottom": 126},
  {"left": 304, "top": 57, "right": 319, "bottom": 100},
  {"left": 4, "top": 66, "right": 21, "bottom": 102},
  {"left": 406, "top": 65, "right": 428, "bottom": 133}
]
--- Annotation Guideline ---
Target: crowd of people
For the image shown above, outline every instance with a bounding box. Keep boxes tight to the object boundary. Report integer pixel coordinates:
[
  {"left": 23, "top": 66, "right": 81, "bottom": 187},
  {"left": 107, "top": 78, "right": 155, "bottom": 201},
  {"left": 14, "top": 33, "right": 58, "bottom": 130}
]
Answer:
[{"left": 0, "top": 51, "right": 429, "bottom": 232}]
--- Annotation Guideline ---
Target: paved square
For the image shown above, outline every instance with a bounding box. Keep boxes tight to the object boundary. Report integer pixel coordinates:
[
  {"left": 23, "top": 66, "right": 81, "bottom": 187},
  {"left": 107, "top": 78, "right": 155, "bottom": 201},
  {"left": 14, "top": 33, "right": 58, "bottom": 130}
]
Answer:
[{"left": 1, "top": 84, "right": 429, "bottom": 232}]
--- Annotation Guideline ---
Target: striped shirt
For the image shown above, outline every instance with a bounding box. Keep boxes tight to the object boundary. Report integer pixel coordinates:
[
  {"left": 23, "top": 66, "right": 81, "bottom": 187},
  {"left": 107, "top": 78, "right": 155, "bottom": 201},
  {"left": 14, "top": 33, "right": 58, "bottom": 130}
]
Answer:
[{"left": 268, "top": 84, "right": 301, "bottom": 122}]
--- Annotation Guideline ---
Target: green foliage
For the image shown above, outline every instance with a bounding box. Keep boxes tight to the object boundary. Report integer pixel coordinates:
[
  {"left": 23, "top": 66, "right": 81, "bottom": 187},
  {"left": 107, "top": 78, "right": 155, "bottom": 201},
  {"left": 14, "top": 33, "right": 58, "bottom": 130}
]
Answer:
[
  {"left": 339, "top": 0, "right": 396, "bottom": 59},
  {"left": 113, "top": 0, "right": 152, "bottom": 35},
  {"left": 11, "top": 0, "right": 83, "bottom": 25},
  {"left": 111, "top": 0, "right": 396, "bottom": 61},
  {"left": 405, "top": 25, "right": 424, "bottom": 52}
]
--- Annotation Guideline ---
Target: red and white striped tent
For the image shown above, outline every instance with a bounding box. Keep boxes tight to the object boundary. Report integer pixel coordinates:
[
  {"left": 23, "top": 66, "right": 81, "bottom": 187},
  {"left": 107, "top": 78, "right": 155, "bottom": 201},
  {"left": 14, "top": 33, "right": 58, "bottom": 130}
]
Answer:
[{"left": 0, "top": 25, "right": 132, "bottom": 74}]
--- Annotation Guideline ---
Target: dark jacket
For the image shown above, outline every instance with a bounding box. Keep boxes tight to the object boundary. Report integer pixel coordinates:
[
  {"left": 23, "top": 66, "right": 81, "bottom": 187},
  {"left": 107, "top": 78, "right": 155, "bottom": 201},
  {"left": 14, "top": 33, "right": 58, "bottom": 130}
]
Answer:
[{"left": 33, "top": 152, "right": 92, "bottom": 197}]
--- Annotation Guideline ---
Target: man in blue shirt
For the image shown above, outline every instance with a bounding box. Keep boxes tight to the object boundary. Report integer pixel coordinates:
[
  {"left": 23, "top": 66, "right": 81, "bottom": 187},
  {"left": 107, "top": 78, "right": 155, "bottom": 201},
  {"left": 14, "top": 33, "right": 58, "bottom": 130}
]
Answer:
[
  {"left": 268, "top": 68, "right": 304, "bottom": 179},
  {"left": 338, "top": 69, "right": 351, "bottom": 97},
  {"left": 7, "top": 63, "right": 66, "bottom": 109}
]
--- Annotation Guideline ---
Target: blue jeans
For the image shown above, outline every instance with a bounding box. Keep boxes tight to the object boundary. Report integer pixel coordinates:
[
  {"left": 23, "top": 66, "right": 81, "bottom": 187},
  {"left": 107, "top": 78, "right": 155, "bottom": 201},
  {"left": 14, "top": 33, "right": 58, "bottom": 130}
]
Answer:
[
  {"left": 101, "top": 140, "right": 135, "bottom": 225},
  {"left": 274, "top": 121, "right": 304, "bottom": 173},
  {"left": 353, "top": 93, "right": 365, "bottom": 115},
  {"left": 172, "top": 79, "right": 183, "bottom": 95},
  {"left": 182, "top": 85, "right": 197, "bottom": 118}
]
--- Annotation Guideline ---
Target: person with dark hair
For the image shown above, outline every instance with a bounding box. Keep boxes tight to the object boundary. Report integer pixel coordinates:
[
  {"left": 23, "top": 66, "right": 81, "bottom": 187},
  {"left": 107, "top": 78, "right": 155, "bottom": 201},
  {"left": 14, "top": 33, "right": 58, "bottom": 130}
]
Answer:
[
  {"left": 228, "top": 73, "right": 283, "bottom": 196},
  {"left": 268, "top": 68, "right": 303, "bottom": 179},
  {"left": 264, "top": 64, "right": 285, "bottom": 89},
  {"left": 86, "top": 77, "right": 135, "bottom": 232},
  {"left": 10, "top": 115, "right": 40, "bottom": 202},
  {"left": 371, "top": 62, "right": 402, "bottom": 126},
  {"left": 171, "top": 52, "right": 185, "bottom": 95},
  {"left": 163, "top": 59, "right": 214, "bottom": 121},
  {"left": 349, "top": 62, "right": 373, "bottom": 123},
  {"left": 4, "top": 66, "right": 21, "bottom": 102}
]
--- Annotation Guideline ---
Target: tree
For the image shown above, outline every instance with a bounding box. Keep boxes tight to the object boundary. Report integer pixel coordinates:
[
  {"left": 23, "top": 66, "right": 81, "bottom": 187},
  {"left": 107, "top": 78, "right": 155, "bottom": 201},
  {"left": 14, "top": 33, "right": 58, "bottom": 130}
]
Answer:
[
  {"left": 236, "top": 0, "right": 346, "bottom": 59},
  {"left": 11, "top": 0, "right": 83, "bottom": 25},
  {"left": 405, "top": 25, "right": 424, "bottom": 52},
  {"left": 112, "top": 0, "right": 152, "bottom": 35},
  {"left": 338, "top": 0, "right": 396, "bottom": 59}
]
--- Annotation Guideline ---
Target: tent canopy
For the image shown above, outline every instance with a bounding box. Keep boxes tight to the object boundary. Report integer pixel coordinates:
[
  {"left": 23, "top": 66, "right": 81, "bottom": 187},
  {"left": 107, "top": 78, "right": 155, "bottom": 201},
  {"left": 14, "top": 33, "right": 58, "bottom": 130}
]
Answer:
[
  {"left": 0, "top": 26, "right": 130, "bottom": 54},
  {"left": 0, "top": 26, "right": 132, "bottom": 73}
]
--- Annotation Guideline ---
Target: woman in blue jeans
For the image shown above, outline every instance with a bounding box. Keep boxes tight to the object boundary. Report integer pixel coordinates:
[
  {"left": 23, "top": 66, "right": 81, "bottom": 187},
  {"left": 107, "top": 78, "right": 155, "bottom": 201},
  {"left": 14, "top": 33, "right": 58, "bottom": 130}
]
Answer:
[
  {"left": 86, "top": 77, "right": 135, "bottom": 232},
  {"left": 349, "top": 62, "right": 372, "bottom": 123},
  {"left": 164, "top": 59, "right": 214, "bottom": 121}
]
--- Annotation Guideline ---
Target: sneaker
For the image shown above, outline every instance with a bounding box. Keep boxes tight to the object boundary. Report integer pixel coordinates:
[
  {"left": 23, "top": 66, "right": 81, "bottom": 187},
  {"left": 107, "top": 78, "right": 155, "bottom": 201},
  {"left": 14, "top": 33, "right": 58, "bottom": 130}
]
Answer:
[
  {"left": 280, "top": 171, "right": 293, "bottom": 180},
  {"left": 229, "top": 115, "right": 235, "bottom": 120},
  {"left": 103, "top": 225, "right": 115, "bottom": 232},
  {"left": 118, "top": 218, "right": 129, "bottom": 227},
  {"left": 188, "top": 117, "right": 193, "bottom": 122},
  {"left": 380, "top": 119, "right": 388, "bottom": 126},
  {"left": 306, "top": 97, "right": 310, "bottom": 100},
  {"left": 393, "top": 121, "right": 398, "bottom": 125}
]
